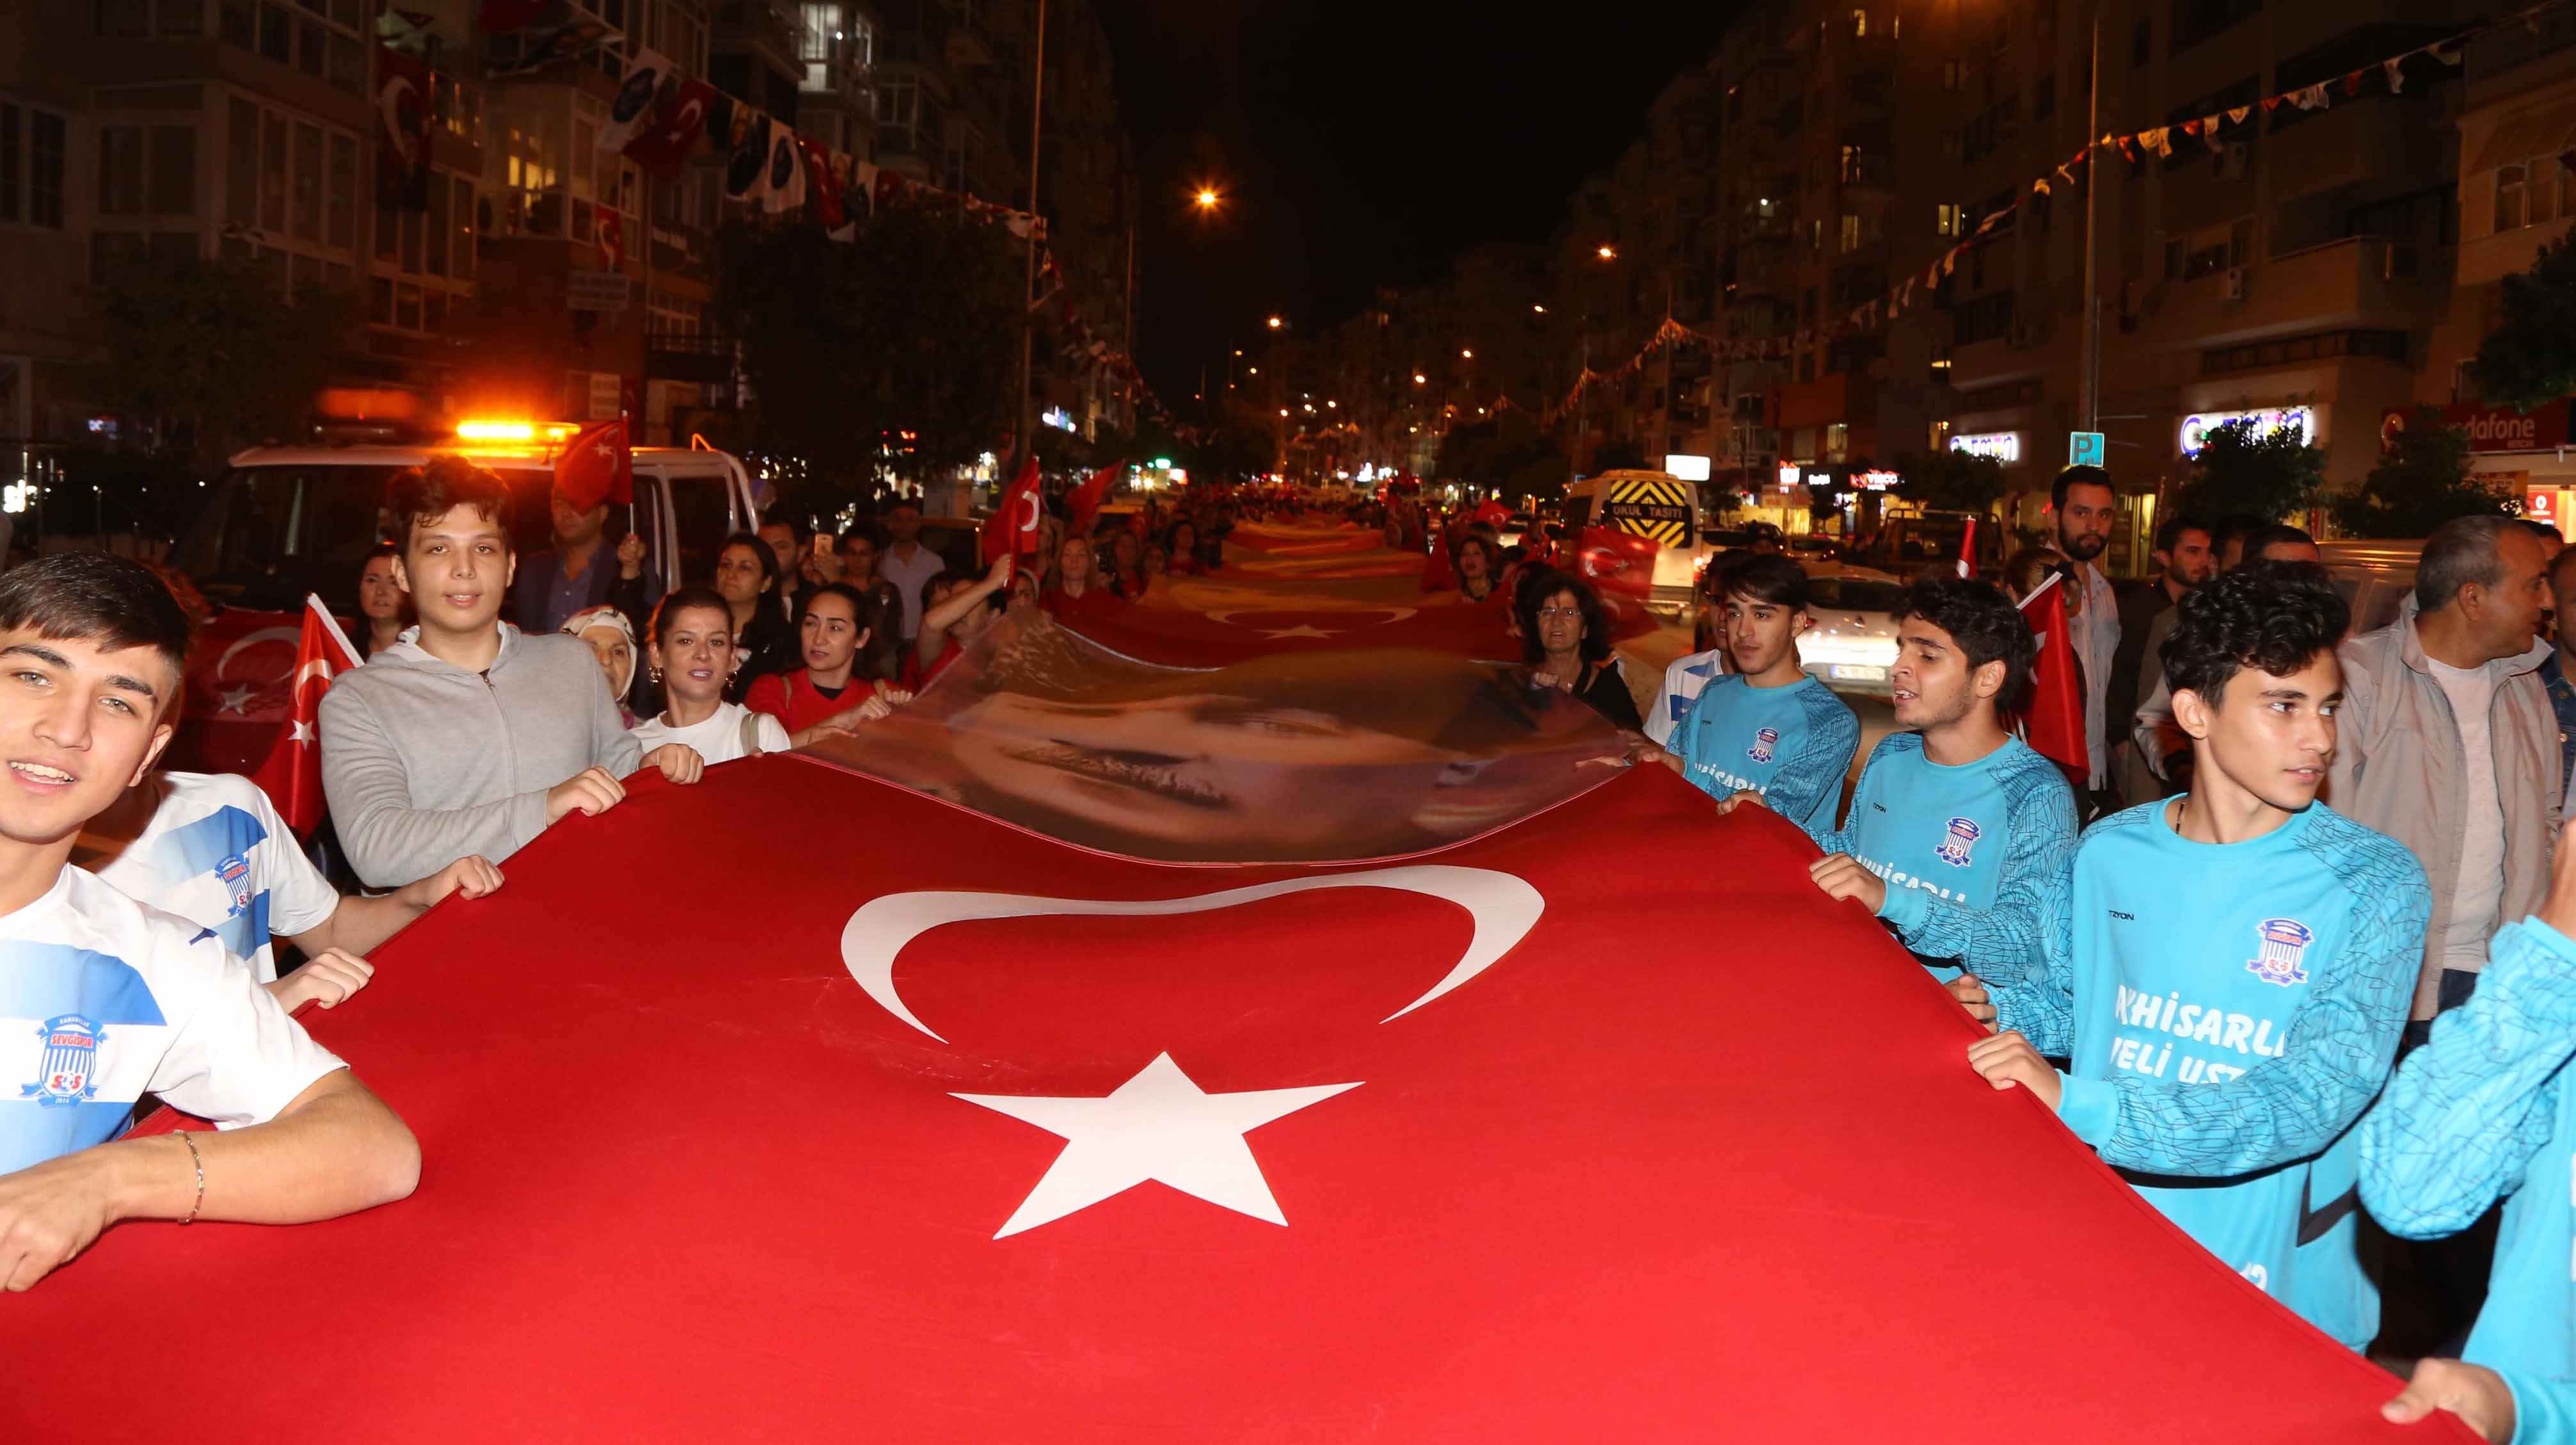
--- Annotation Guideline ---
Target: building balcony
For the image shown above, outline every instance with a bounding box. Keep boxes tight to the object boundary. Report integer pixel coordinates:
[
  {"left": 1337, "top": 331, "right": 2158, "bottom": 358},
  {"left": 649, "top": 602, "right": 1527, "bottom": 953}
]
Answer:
[
  {"left": 2264, "top": 98, "right": 2450, "bottom": 211},
  {"left": 2146, "top": 233, "right": 2450, "bottom": 350},
  {"left": 715, "top": 0, "right": 804, "bottom": 75}
]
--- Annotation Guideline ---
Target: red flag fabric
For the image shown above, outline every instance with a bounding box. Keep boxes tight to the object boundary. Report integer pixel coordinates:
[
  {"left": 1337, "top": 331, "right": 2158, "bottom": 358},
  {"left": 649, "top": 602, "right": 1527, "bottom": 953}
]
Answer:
[
  {"left": 1066, "top": 463, "right": 1120, "bottom": 537},
  {"left": 8, "top": 747, "right": 2465, "bottom": 1441},
  {"left": 1955, "top": 515, "right": 1977, "bottom": 578},
  {"left": 1572, "top": 525, "right": 1657, "bottom": 604},
  {"left": 620, "top": 75, "right": 720, "bottom": 177},
  {"left": 1419, "top": 534, "right": 1458, "bottom": 592},
  {"left": 1472, "top": 498, "right": 1513, "bottom": 529},
  {"left": 799, "top": 137, "right": 845, "bottom": 230},
  {"left": 244, "top": 594, "right": 363, "bottom": 835},
  {"left": 372, "top": 44, "right": 433, "bottom": 210},
  {"left": 594, "top": 207, "right": 624, "bottom": 271},
  {"left": 981, "top": 455, "right": 1044, "bottom": 564},
  {"left": 554, "top": 418, "right": 632, "bottom": 511},
  {"left": 477, "top": 0, "right": 548, "bottom": 28},
  {"left": 2015, "top": 573, "right": 2089, "bottom": 778}
]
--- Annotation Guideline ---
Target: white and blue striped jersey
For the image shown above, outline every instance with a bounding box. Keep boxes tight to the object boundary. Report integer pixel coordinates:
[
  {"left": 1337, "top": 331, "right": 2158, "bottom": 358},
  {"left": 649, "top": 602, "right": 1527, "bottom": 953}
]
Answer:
[{"left": 77, "top": 772, "right": 338, "bottom": 984}]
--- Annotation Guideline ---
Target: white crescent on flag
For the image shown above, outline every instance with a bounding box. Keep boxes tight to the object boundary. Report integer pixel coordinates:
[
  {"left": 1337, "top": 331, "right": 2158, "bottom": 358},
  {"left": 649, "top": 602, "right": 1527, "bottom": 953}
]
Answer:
[
  {"left": 377, "top": 75, "right": 421, "bottom": 167},
  {"left": 1016, "top": 489, "right": 1042, "bottom": 535},
  {"left": 841, "top": 865, "right": 1545, "bottom": 1041}
]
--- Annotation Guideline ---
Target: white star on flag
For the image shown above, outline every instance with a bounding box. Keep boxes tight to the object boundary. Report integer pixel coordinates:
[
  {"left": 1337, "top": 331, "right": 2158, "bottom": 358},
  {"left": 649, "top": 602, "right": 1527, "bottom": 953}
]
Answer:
[
  {"left": 955, "top": 1052, "right": 1361, "bottom": 1239},
  {"left": 1259, "top": 624, "right": 1340, "bottom": 640},
  {"left": 288, "top": 720, "right": 314, "bottom": 744},
  {"left": 216, "top": 684, "right": 256, "bottom": 716}
]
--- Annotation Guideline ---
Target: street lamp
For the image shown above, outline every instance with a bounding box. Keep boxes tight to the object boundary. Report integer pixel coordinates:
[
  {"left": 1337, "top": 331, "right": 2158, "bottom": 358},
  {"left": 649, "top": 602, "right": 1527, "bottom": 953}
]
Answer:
[
  {"left": 1532, "top": 304, "right": 1546, "bottom": 314},
  {"left": 1413, "top": 373, "right": 1426, "bottom": 384},
  {"left": 1266, "top": 315, "right": 1284, "bottom": 329},
  {"left": 1460, "top": 348, "right": 1474, "bottom": 359},
  {"left": 1195, "top": 186, "right": 1221, "bottom": 210},
  {"left": 1596, "top": 244, "right": 1616, "bottom": 260}
]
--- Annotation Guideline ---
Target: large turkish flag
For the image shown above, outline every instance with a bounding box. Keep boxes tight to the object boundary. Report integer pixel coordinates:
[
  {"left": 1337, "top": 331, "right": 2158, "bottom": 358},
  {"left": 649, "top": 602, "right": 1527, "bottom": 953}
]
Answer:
[{"left": 0, "top": 756, "right": 2450, "bottom": 1441}]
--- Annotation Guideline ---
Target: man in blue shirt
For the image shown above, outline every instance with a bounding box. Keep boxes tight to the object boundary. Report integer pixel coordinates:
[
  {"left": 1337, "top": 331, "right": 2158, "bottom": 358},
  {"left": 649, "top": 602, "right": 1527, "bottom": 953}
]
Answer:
[
  {"left": 0, "top": 553, "right": 420, "bottom": 1290},
  {"left": 1637, "top": 555, "right": 1859, "bottom": 842},
  {"left": 1962, "top": 563, "right": 2428, "bottom": 1348},
  {"left": 2361, "top": 813, "right": 2576, "bottom": 1429},
  {"left": 1806, "top": 576, "right": 2078, "bottom": 987}
]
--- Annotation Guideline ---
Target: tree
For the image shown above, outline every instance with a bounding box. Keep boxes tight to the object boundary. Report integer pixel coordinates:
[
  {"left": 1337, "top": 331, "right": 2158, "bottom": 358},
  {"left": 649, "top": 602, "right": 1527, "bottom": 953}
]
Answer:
[
  {"left": 2171, "top": 416, "right": 2324, "bottom": 523},
  {"left": 716, "top": 205, "right": 1021, "bottom": 517},
  {"left": 2333, "top": 406, "right": 2513, "bottom": 538},
  {"left": 1591, "top": 437, "right": 1650, "bottom": 472},
  {"left": 2470, "top": 235, "right": 2576, "bottom": 410},
  {"left": 93, "top": 253, "right": 355, "bottom": 472},
  {"left": 1892, "top": 448, "right": 2006, "bottom": 513}
]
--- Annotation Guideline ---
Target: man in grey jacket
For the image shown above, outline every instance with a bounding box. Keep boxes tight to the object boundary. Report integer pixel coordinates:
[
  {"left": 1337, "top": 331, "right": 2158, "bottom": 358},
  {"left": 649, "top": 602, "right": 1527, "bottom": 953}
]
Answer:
[
  {"left": 2326, "top": 514, "right": 2559, "bottom": 1046},
  {"left": 322, "top": 458, "right": 643, "bottom": 890}
]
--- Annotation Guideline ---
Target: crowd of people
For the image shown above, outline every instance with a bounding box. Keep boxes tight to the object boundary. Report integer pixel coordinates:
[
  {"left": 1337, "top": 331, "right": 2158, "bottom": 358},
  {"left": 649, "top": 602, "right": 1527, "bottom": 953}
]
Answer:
[
  {"left": 7, "top": 450, "right": 2576, "bottom": 1440},
  {"left": 1618, "top": 468, "right": 2576, "bottom": 1438}
]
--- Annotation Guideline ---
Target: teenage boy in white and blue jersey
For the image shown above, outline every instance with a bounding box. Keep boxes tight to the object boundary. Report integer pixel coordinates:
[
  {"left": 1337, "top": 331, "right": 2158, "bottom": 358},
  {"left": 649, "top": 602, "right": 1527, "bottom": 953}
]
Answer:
[
  {"left": 0, "top": 553, "right": 418, "bottom": 1291},
  {"left": 2361, "top": 815, "right": 2576, "bottom": 1440},
  {"left": 1637, "top": 555, "right": 1859, "bottom": 842},
  {"left": 1960, "top": 562, "right": 2428, "bottom": 1348},
  {"left": 1806, "top": 576, "right": 2078, "bottom": 986}
]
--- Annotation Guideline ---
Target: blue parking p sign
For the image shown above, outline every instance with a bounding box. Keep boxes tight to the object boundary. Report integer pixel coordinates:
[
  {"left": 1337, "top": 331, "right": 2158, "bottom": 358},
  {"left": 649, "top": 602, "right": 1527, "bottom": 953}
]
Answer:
[{"left": 2068, "top": 431, "right": 2105, "bottom": 468}]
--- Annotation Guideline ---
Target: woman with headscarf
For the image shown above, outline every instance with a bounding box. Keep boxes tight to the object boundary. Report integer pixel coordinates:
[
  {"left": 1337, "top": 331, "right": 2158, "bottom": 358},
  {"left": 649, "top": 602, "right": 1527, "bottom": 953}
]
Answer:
[{"left": 561, "top": 603, "right": 642, "bottom": 725}]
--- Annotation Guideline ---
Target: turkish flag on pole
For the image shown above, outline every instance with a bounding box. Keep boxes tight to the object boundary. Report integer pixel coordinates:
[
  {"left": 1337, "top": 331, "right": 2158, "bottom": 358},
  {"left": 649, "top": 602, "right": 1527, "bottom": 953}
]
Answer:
[
  {"left": 1065, "top": 464, "right": 1119, "bottom": 537},
  {"left": 595, "top": 208, "right": 624, "bottom": 271},
  {"left": 621, "top": 75, "right": 720, "bottom": 177},
  {"left": 1473, "top": 498, "right": 1513, "bottom": 529},
  {"left": 555, "top": 418, "right": 633, "bottom": 512},
  {"left": 2015, "top": 572, "right": 2090, "bottom": 780},
  {"left": 245, "top": 594, "right": 363, "bottom": 836},
  {"left": 1955, "top": 516, "right": 1977, "bottom": 578},
  {"left": 982, "top": 454, "right": 1044, "bottom": 564}
]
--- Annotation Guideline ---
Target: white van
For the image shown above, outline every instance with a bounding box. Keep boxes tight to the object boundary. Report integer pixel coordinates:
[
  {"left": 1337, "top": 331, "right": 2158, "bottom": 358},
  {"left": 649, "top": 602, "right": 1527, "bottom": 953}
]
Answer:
[
  {"left": 1559, "top": 470, "right": 1708, "bottom": 613},
  {"left": 168, "top": 422, "right": 763, "bottom": 774}
]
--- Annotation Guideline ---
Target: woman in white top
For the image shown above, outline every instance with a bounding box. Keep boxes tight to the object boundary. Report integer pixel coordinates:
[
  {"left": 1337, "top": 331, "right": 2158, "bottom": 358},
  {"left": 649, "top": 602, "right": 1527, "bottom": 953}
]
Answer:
[{"left": 629, "top": 585, "right": 791, "bottom": 778}]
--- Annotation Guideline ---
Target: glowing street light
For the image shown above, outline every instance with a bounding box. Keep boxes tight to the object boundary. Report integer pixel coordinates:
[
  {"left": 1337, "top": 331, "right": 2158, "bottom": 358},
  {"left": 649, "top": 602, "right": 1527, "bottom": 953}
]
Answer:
[
  {"left": 1413, "top": 373, "right": 1426, "bottom": 384},
  {"left": 1460, "top": 348, "right": 1474, "bottom": 359},
  {"left": 1266, "top": 315, "right": 1284, "bottom": 329},
  {"left": 1532, "top": 303, "right": 1547, "bottom": 314},
  {"left": 1326, "top": 399, "right": 1337, "bottom": 408},
  {"left": 1278, "top": 408, "right": 1289, "bottom": 417},
  {"left": 1194, "top": 186, "right": 1221, "bottom": 210},
  {"left": 1596, "top": 244, "right": 1617, "bottom": 260}
]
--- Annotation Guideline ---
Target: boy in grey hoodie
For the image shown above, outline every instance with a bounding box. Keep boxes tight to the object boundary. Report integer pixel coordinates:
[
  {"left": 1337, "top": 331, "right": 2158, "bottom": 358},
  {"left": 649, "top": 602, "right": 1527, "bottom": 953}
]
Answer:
[{"left": 321, "top": 457, "right": 644, "bottom": 890}]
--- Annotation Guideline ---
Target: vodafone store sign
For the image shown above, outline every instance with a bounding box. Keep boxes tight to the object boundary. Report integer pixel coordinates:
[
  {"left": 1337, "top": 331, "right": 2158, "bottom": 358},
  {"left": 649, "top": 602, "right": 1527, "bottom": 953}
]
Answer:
[{"left": 2380, "top": 400, "right": 2570, "bottom": 454}]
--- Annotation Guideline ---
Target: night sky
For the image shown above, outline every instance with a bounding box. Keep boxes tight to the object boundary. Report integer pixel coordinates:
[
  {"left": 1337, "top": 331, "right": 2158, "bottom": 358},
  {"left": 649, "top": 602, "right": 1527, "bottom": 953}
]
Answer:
[{"left": 1091, "top": 1, "right": 1737, "bottom": 406}]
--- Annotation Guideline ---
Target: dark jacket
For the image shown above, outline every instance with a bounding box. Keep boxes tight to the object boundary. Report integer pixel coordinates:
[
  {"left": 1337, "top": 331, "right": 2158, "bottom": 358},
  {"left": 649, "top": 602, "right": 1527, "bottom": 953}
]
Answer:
[{"left": 516, "top": 547, "right": 657, "bottom": 638}]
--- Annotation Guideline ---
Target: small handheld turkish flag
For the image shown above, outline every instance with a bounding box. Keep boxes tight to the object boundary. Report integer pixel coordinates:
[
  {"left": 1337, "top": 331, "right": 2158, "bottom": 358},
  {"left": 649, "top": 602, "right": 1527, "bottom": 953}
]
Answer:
[
  {"left": 1066, "top": 464, "right": 1119, "bottom": 537},
  {"left": 246, "top": 594, "right": 363, "bottom": 835},
  {"left": 1573, "top": 526, "right": 1657, "bottom": 604},
  {"left": 596, "top": 208, "right": 624, "bottom": 271},
  {"left": 555, "top": 418, "right": 632, "bottom": 512},
  {"left": 2014, "top": 572, "right": 2089, "bottom": 782},
  {"left": 982, "top": 455, "right": 1045, "bottom": 565}
]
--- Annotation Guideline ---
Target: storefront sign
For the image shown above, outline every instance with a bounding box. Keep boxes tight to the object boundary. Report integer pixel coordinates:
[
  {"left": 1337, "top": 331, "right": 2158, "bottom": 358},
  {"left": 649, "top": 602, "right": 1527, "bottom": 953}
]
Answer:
[
  {"left": 1663, "top": 454, "right": 1712, "bottom": 481},
  {"left": 2379, "top": 401, "right": 2570, "bottom": 455},
  {"left": 1777, "top": 462, "right": 1802, "bottom": 491},
  {"left": 2528, "top": 487, "right": 2558, "bottom": 523},
  {"left": 1855, "top": 469, "right": 1900, "bottom": 491},
  {"left": 2179, "top": 406, "right": 2318, "bottom": 459},
  {"left": 1948, "top": 431, "right": 2021, "bottom": 463}
]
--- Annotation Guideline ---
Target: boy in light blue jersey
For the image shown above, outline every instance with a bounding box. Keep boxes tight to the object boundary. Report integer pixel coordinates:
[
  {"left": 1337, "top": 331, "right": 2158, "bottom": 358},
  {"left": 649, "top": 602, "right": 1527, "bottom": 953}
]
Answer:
[
  {"left": 1638, "top": 555, "right": 1859, "bottom": 842},
  {"left": 1962, "top": 563, "right": 2428, "bottom": 1348},
  {"left": 2362, "top": 816, "right": 2576, "bottom": 1399},
  {"left": 1801, "top": 576, "right": 2076, "bottom": 987}
]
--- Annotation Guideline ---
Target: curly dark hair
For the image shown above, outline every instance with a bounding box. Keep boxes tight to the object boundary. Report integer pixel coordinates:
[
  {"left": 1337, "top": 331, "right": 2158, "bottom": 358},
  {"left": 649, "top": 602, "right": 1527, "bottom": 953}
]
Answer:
[
  {"left": 386, "top": 454, "right": 513, "bottom": 550},
  {"left": 2161, "top": 558, "right": 2348, "bottom": 704},
  {"left": 1893, "top": 576, "right": 2035, "bottom": 705},
  {"left": 1514, "top": 567, "right": 1613, "bottom": 666}
]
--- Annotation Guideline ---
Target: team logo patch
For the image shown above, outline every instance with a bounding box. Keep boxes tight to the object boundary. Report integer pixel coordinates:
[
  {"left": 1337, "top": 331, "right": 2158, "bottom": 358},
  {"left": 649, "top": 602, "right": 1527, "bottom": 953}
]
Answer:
[
  {"left": 1933, "top": 817, "right": 1982, "bottom": 867},
  {"left": 20, "top": 1013, "right": 104, "bottom": 1106},
  {"left": 1746, "top": 726, "right": 1779, "bottom": 764},
  {"left": 217, "top": 852, "right": 253, "bottom": 917},
  {"left": 2246, "top": 917, "right": 2314, "bottom": 987}
]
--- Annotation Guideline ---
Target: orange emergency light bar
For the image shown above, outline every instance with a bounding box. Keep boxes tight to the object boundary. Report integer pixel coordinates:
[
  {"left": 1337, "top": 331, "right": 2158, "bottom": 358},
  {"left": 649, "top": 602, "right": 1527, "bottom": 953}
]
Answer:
[{"left": 453, "top": 419, "right": 584, "bottom": 444}]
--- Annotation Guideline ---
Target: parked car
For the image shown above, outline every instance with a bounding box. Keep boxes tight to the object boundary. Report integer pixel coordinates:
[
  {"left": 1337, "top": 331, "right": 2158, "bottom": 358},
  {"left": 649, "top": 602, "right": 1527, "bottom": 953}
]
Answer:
[{"left": 1689, "top": 558, "right": 1905, "bottom": 698}]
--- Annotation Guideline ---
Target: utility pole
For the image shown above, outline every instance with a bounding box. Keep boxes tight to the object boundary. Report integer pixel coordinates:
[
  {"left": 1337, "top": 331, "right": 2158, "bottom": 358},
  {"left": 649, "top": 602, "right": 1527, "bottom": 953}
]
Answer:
[
  {"left": 1015, "top": 0, "right": 1047, "bottom": 477},
  {"left": 2078, "top": 3, "right": 2101, "bottom": 437}
]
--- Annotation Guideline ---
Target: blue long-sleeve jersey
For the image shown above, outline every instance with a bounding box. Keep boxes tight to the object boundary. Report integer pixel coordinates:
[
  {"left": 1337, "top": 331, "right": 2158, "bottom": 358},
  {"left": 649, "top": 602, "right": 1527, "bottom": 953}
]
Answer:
[
  {"left": 2505, "top": 1371, "right": 2576, "bottom": 1445},
  {"left": 1995, "top": 799, "right": 2428, "bottom": 1345},
  {"left": 1812, "top": 730, "right": 2076, "bottom": 986},
  {"left": 2361, "top": 915, "right": 2576, "bottom": 1379},
  {"left": 1669, "top": 673, "right": 1859, "bottom": 841}
]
